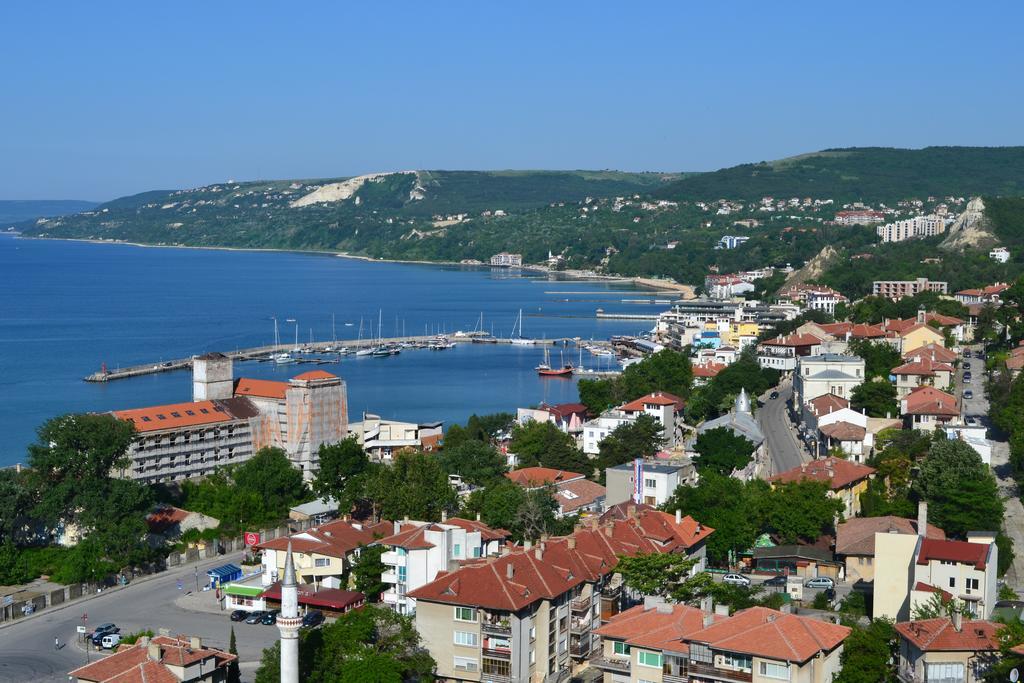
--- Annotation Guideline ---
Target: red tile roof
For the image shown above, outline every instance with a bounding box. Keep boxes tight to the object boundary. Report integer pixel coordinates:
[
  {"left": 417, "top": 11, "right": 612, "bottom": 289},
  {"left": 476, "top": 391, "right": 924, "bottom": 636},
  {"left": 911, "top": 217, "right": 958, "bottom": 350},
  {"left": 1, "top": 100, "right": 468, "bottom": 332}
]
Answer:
[
  {"left": 902, "top": 386, "right": 959, "bottom": 417},
  {"left": 808, "top": 393, "right": 849, "bottom": 416},
  {"left": 685, "top": 606, "right": 850, "bottom": 663},
  {"left": 505, "top": 467, "right": 585, "bottom": 487},
  {"left": 892, "top": 358, "right": 954, "bottom": 377},
  {"left": 446, "top": 517, "right": 510, "bottom": 542},
  {"left": 620, "top": 392, "right": 685, "bottom": 412},
  {"left": 69, "top": 635, "right": 236, "bottom": 682},
  {"left": 760, "top": 333, "right": 824, "bottom": 348},
  {"left": 408, "top": 508, "right": 713, "bottom": 611},
  {"left": 917, "top": 538, "right": 990, "bottom": 570},
  {"left": 902, "top": 343, "right": 958, "bottom": 363},
  {"left": 836, "top": 516, "right": 945, "bottom": 556},
  {"left": 112, "top": 399, "right": 247, "bottom": 433},
  {"left": 819, "top": 421, "right": 866, "bottom": 442},
  {"left": 145, "top": 506, "right": 190, "bottom": 533},
  {"left": 770, "top": 456, "right": 875, "bottom": 490},
  {"left": 291, "top": 370, "right": 338, "bottom": 381},
  {"left": 256, "top": 518, "right": 390, "bottom": 558},
  {"left": 914, "top": 581, "right": 954, "bottom": 602},
  {"left": 555, "top": 479, "right": 607, "bottom": 515},
  {"left": 819, "top": 322, "right": 887, "bottom": 339},
  {"left": 692, "top": 362, "right": 727, "bottom": 378},
  {"left": 595, "top": 603, "right": 715, "bottom": 652},
  {"left": 379, "top": 522, "right": 440, "bottom": 550},
  {"left": 234, "top": 377, "right": 290, "bottom": 399},
  {"left": 895, "top": 618, "right": 999, "bottom": 652},
  {"left": 260, "top": 582, "right": 364, "bottom": 611}
]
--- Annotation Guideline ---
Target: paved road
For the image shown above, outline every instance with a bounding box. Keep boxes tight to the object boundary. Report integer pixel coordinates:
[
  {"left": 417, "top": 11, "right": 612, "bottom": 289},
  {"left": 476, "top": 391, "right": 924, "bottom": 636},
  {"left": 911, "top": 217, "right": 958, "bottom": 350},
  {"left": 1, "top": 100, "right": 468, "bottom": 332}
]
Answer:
[
  {"left": 0, "top": 555, "right": 277, "bottom": 682},
  {"left": 757, "top": 380, "right": 810, "bottom": 476}
]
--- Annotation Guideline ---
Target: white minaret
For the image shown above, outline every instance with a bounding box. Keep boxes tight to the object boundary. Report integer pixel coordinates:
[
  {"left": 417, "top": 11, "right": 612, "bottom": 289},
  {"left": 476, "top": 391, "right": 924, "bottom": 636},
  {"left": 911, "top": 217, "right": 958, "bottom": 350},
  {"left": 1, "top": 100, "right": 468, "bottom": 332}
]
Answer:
[{"left": 277, "top": 540, "right": 300, "bottom": 683}]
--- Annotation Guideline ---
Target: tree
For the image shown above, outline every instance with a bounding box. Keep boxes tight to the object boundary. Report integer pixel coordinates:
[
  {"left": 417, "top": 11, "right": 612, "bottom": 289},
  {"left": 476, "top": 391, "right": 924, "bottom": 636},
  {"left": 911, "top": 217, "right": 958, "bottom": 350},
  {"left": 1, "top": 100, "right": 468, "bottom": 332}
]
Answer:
[
  {"left": 764, "top": 480, "right": 845, "bottom": 544},
  {"left": 833, "top": 618, "right": 897, "bottom": 683},
  {"left": 461, "top": 479, "right": 525, "bottom": 535},
  {"left": 350, "top": 544, "right": 387, "bottom": 602},
  {"left": 364, "top": 451, "right": 458, "bottom": 522},
  {"left": 692, "top": 427, "right": 755, "bottom": 476},
  {"left": 437, "top": 440, "right": 507, "bottom": 486},
  {"left": 254, "top": 607, "right": 434, "bottom": 683},
  {"left": 227, "top": 627, "right": 241, "bottom": 683},
  {"left": 984, "top": 620, "right": 1024, "bottom": 683},
  {"left": 578, "top": 349, "right": 693, "bottom": 414},
  {"left": 312, "top": 438, "right": 368, "bottom": 500},
  {"left": 595, "top": 414, "right": 665, "bottom": 477},
  {"left": 915, "top": 440, "right": 1004, "bottom": 537},
  {"left": 851, "top": 379, "right": 899, "bottom": 418},
  {"left": 0, "top": 467, "right": 35, "bottom": 545},
  {"left": 615, "top": 552, "right": 706, "bottom": 603},
  {"left": 233, "top": 447, "right": 308, "bottom": 516},
  {"left": 661, "top": 473, "right": 762, "bottom": 565},
  {"left": 515, "top": 488, "right": 560, "bottom": 542},
  {"left": 443, "top": 413, "right": 514, "bottom": 450},
  {"left": 849, "top": 339, "right": 903, "bottom": 380},
  {"left": 508, "top": 420, "right": 591, "bottom": 475},
  {"left": 911, "top": 590, "right": 970, "bottom": 620},
  {"left": 688, "top": 349, "right": 779, "bottom": 422}
]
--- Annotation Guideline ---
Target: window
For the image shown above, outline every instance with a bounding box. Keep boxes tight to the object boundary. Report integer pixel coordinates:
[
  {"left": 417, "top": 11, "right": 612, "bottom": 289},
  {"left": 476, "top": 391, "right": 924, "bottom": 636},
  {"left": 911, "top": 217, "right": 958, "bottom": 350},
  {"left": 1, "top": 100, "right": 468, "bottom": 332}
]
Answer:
[
  {"left": 453, "top": 656, "right": 478, "bottom": 672},
  {"left": 638, "top": 651, "right": 662, "bottom": 668},
  {"left": 454, "top": 631, "right": 478, "bottom": 647},
  {"left": 721, "top": 653, "right": 752, "bottom": 671},
  {"left": 613, "top": 641, "right": 630, "bottom": 657},
  {"left": 455, "top": 607, "right": 477, "bottom": 622},
  {"left": 314, "top": 558, "right": 330, "bottom": 567},
  {"left": 530, "top": 626, "right": 536, "bottom": 640},
  {"left": 925, "top": 662, "right": 964, "bottom": 683},
  {"left": 530, "top": 648, "right": 535, "bottom": 664},
  {"left": 949, "top": 577, "right": 956, "bottom": 588},
  {"left": 760, "top": 661, "right": 791, "bottom": 680},
  {"left": 967, "top": 578, "right": 980, "bottom": 591},
  {"left": 644, "top": 478, "right": 656, "bottom": 488},
  {"left": 397, "top": 566, "right": 406, "bottom": 581},
  {"left": 483, "top": 658, "right": 510, "bottom": 676},
  {"left": 453, "top": 543, "right": 461, "bottom": 557}
]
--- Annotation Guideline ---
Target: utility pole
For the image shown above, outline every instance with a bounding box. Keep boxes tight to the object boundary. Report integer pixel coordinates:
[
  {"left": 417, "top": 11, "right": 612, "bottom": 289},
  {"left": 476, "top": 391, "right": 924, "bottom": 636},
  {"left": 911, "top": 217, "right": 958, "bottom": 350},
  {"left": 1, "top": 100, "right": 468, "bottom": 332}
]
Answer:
[{"left": 195, "top": 565, "right": 199, "bottom": 593}]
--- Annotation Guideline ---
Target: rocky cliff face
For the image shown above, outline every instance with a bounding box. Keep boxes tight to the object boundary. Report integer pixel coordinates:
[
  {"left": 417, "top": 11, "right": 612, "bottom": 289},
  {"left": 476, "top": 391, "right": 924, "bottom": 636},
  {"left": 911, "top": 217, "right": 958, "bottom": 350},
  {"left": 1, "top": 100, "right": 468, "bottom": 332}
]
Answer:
[
  {"left": 783, "top": 245, "right": 839, "bottom": 287},
  {"left": 940, "top": 197, "right": 999, "bottom": 251}
]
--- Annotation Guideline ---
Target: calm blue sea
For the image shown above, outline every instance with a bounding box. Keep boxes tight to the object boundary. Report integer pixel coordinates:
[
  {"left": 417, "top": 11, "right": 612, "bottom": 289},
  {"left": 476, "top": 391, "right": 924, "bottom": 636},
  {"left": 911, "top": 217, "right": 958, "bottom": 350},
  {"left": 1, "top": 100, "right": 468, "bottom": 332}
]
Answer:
[{"left": 0, "top": 234, "right": 664, "bottom": 466}]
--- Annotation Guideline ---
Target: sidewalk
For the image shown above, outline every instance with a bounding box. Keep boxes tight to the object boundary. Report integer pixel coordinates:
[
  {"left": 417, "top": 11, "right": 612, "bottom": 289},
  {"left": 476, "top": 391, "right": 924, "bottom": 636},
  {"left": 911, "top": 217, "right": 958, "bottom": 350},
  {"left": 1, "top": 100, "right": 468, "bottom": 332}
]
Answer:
[{"left": 990, "top": 436, "right": 1024, "bottom": 591}]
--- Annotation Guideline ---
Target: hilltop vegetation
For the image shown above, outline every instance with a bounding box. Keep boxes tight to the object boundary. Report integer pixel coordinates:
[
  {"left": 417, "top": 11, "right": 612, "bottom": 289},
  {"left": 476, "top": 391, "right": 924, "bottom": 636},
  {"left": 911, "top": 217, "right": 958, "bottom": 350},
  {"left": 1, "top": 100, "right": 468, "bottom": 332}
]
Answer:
[{"left": 0, "top": 199, "right": 98, "bottom": 225}]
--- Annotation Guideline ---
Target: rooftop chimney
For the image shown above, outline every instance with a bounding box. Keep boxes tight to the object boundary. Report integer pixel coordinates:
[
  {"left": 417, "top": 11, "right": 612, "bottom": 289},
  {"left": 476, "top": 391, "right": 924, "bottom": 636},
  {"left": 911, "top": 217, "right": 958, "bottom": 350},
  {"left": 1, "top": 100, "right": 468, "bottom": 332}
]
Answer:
[
  {"left": 148, "top": 641, "right": 161, "bottom": 662},
  {"left": 952, "top": 610, "right": 963, "bottom": 632},
  {"left": 506, "top": 563, "right": 514, "bottom": 580},
  {"left": 918, "top": 501, "right": 928, "bottom": 537},
  {"left": 604, "top": 524, "right": 613, "bottom": 538},
  {"left": 676, "top": 509, "right": 682, "bottom": 524},
  {"left": 524, "top": 539, "right": 532, "bottom": 550},
  {"left": 535, "top": 546, "right": 544, "bottom": 561},
  {"left": 476, "top": 512, "right": 481, "bottom": 522},
  {"left": 190, "top": 636, "right": 202, "bottom": 650},
  {"left": 627, "top": 504, "right": 637, "bottom": 519},
  {"left": 567, "top": 536, "right": 576, "bottom": 550},
  {"left": 441, "top": 510, "right": 448, "bottom": 523}
]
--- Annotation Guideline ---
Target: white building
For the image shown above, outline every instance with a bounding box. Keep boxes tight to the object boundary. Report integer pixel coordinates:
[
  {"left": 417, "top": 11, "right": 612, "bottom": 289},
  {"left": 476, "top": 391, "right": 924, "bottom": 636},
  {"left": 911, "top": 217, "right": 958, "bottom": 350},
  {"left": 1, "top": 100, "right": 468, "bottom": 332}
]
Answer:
[
  {"left": 581, "top": 392, "right": 683, "bottom": 454},
  {"left": 604, "top": 458, "right": 696, "bottom": 507},
  {"left": 489, "top": 252, "right": 522, "bottom": 267},
  {"left": 876, "top": 215, "right": 946, "bottom": 243},
  {"left": 379, "top": 516, "right": 508, "bottom": 615},
  {"left": 793, "top": 354, "right": 865, "bottom": 407},
  {"left": 715, "top": 235, "right": 750, "bottom": 249},
  {"left": 349, "top": 414, "right": 443, "bottom": 461},
  {"left": 990, "top": 247, "right": 1010, "bottom": 263},
  {"left": 582, "top": 410, "right": 636, "bottom": 455}
]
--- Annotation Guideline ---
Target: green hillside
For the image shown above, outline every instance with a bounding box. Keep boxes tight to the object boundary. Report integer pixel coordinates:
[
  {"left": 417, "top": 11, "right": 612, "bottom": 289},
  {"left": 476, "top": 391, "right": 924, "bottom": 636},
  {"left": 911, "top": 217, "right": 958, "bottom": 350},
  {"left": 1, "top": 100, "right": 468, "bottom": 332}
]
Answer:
[
  {"left": 0, "top": 199, "right": 98, "bottom": 226},
  {"left": 654, "top": 146, "right": 1024, "bottom": 203}
]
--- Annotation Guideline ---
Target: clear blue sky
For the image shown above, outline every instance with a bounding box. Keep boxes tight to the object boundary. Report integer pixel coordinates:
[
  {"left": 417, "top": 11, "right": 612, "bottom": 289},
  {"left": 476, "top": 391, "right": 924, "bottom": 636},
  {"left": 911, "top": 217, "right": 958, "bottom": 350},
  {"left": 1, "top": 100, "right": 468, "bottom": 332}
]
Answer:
[{"left": 1, "top": 1, "right": 1021, "bottom": 200}]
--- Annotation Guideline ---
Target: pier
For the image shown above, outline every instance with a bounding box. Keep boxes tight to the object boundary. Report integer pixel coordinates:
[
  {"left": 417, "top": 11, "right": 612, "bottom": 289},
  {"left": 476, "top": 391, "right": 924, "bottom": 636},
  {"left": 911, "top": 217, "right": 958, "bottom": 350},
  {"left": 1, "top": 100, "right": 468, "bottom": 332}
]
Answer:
[{"left": 83, "top": 335, "right": 580, "bottom": 383}]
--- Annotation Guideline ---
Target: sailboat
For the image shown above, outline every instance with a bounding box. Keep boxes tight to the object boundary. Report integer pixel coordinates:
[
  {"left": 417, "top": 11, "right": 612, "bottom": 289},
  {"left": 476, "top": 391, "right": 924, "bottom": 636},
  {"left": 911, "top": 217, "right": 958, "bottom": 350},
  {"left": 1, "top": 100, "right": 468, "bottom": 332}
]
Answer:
[
  {"left": 510, "top": 309, "right": 535, "bottom": 345},
  {"left": 355, "top": 317, "right": 373, "bottom": 356},
  {"left": 536, "top": 347, "right": 573, "bottom": 377},
  {"left": 272, "top": 318, "right": 295, "bottom": 364}
]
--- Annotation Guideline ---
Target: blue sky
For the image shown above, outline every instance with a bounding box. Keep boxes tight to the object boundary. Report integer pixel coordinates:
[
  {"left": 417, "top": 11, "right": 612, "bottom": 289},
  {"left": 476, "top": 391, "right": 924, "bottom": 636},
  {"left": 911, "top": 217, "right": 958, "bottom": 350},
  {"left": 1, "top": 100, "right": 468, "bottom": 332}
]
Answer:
[{"left": 1, "top": 1, "right": 1022, "bottom": 200}]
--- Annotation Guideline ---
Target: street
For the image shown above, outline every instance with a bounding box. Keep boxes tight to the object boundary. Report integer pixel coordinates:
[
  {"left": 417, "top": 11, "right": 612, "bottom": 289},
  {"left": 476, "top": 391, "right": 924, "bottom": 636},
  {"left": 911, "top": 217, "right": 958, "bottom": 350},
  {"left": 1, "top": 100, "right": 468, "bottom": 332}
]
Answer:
[
  {"left": 758, "top": 381, "right": 811, "bottom": 476},
  {"left": 0, "top": 555, "right": 277, "bottom": 682}
]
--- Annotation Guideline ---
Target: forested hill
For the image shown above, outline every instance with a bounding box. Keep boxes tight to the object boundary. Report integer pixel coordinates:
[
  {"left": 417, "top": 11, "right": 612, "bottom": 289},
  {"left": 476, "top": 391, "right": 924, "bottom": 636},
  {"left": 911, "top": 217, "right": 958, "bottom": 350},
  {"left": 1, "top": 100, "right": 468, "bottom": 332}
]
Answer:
[
  {"left": 0, "top": 199, "right": 98, "bottom": 225},
  {"left": 653, "top": 146, "right": 1024, "bottom": 204}
]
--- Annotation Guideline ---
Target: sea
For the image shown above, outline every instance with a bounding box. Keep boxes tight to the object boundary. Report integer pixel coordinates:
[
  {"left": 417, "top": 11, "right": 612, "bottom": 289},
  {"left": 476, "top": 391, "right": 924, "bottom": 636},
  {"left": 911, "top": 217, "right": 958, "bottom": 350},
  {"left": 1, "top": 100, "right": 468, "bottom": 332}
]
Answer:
[{"left": 0, "top": 233, "right": 670, "bottom": 467}]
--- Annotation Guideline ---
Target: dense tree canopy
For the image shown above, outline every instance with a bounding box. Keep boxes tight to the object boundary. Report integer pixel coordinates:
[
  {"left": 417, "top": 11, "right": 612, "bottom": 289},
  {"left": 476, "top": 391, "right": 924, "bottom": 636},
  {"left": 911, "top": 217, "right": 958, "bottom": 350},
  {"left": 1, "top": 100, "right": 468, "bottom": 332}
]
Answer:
[
  {"left": 577, "top": 349, "right": 693, "bottom": 414},
  {"left": 311, "top": 437, "right": 369, "bottom": 500},
  {"left": 595, "top": 414, "right": 665, "bottom": 480},
  {"left": 443, "top": 413, "right": 514, "bottom": 450},
  {"left": 363, "top": 451, "right": 459, "bottom": 523},
  {"left": 350, "top": 544, "right": 387, "bottom": 602},
  {"left": 764, "top": 480, "right": 846, "bottom": 544},
  {"left": 833, "top": 618, "right": 897, "bottom": 683},
  {"left": 436, "top": 440, "right": 508, "bottom": 486},
  {"left": 692, "top": 427, "right": 756, "bottom": 476},
  {"left": 508, "top": 420, "right": 592, "bottom": 476},
  {"left": 459, "top": 479, "right": 571, "bottom": 542},
  {"left": 915, "top": 439, "right": 1004, "bottom": 537},
  {"left": 661, "top": 472, "right": 762, "bottom": 564},
  {"left": 687, "top": 349, "right": 779, "bottom": 422},
  {"left": 851, "top": 379, "right": 899, "bottom": 418},
  {"left": 848, "top": 339, "right": 903, "bottom": 380}
]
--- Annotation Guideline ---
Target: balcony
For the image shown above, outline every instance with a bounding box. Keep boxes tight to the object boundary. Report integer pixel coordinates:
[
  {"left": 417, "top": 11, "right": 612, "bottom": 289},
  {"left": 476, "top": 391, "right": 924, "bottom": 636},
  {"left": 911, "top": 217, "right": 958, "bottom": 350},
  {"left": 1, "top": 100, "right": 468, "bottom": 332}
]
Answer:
[
  {"left": 481, "top": 618, "right": 512, "bottom": 636},
  {"left": 570, "top": 595, "right": 591, "bottom": 612},
  {"left": 686, "top": 662, "right": 753, "bottom": 683},
  {"left": 482, "top": 647, "right": 511, "bottom": 659},
  {"left": 380, "top": 551, "right": 406, "bottom": 566},
  {"left": 591, "top": 657, "right": 631, "bottom": 674},
  {"left": 569, "top": 617, "right": 591, "bottom": 634},
  {"left": 663, "top": 675, "right": 687, "bottom": 683},
  {"left": 380, "top": 570, "right": 398, "bottom": 583}
]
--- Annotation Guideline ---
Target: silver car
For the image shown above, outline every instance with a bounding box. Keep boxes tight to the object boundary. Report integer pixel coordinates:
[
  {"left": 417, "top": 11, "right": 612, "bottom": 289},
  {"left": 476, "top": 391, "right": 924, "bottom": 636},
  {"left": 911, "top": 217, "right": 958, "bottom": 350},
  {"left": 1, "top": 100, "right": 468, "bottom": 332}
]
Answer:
[
  {"left": 804, "top": 577, "right": 835, "bottom": 589},
  {"left": 722, "top": 573, "right": 751, "bottom": 586}
]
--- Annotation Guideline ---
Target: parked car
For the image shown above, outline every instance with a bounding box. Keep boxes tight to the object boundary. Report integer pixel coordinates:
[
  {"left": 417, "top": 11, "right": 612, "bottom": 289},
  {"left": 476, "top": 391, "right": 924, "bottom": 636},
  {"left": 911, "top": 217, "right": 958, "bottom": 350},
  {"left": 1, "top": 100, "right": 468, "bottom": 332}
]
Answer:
[
  {"left": 769, "top": 391, "right": 780, "bottom": 400},
  {"left": 963, "top": 376, "right": 972, "bottom": 384},
  {"left": 763, "top": 575, "right": 788, "bottom": 588},
  {"left": 964, "top": 390, "right": 974, "bottom": 400},
  {"left": 722, "top": 573, "right": 751, "bottom": 587},
  {"left": 90, "top": 624, "right": 119, "bottom": 646},
  {"left": 965, "top": 415, "right": 979, "bottom": 426},
  {"left": 261, "top": 610, "right": 279, "bottom": 625},
  {"left": 230, "top": 610, "right": 248, "bottom": 622},
  {"left": 100, "top": 633, "right": 122, "bottom": 650},
  {"left": 301, "top": 610, "right": 324, "bottom": 628},
  {"left": 244, "top": 611, "right": 267, "bottom": 625},
  {"left": 804, "top": 577, "right": 835, "bottom": 589},
  {"left": 963, "top": 362, "right": 971, "bottom": 370}
]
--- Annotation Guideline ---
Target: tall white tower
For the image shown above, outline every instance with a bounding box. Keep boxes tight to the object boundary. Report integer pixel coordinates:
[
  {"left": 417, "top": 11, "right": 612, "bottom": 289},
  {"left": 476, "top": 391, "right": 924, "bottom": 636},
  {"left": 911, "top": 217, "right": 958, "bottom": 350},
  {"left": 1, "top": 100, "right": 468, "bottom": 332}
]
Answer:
[{"left": 277, "top": 540, "right": 301, "bottom": 683}]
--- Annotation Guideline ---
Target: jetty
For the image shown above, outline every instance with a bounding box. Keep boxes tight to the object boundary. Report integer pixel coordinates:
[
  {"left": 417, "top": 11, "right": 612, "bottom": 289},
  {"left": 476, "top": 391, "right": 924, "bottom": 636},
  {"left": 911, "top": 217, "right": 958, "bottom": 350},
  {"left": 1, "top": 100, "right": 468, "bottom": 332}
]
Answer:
[{"left": 83, "top": 334, "right": 578, "bottom": 383}]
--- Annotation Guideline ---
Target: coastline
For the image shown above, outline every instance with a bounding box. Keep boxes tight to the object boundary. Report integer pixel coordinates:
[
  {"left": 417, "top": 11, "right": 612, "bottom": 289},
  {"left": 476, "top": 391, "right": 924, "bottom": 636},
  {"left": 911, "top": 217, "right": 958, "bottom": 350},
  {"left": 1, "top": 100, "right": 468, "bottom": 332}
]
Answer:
[{"left": 10, "top": 233, "right": 694, "bottom": 296}]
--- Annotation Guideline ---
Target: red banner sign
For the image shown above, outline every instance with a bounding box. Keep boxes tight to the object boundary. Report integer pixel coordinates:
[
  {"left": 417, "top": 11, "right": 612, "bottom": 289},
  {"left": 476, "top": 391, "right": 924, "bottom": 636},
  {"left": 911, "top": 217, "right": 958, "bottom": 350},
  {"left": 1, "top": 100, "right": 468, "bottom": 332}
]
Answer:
[{"left": 244, "top": 531, "right": 260, "bottom": 546}]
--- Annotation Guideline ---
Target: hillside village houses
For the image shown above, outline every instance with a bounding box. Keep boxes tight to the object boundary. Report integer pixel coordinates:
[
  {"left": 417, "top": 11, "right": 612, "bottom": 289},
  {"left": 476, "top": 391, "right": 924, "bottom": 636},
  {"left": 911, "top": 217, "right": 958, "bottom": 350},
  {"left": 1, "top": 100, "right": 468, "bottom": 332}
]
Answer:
[
  {"left": 582, "top": 392, "right": 685, "bottom": 455},
  {"left": 504, "top": 467, "right": 608, "bottom": 518}
]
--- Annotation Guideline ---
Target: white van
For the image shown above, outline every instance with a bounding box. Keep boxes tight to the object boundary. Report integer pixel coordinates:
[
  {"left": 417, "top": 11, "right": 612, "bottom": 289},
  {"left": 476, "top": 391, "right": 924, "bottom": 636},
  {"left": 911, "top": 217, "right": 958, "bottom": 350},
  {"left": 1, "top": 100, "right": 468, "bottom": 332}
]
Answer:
[{"left": 100, "top": 633, "right": 122, "bottom": 649}]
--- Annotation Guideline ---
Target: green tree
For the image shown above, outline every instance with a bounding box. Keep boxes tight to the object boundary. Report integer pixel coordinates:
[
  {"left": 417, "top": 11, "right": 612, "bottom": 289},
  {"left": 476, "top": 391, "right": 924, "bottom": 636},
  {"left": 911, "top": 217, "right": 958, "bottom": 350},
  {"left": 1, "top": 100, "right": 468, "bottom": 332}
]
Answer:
[
  {"left": 851, "top": 379, "right": 899, "bottom": 418},
  {"left": 595, "top": 414, "right": 665, "bottom": 478},
  {"left": 661, "top": 472, "right": 762, "bottom": 565},
  {"left": 577, "top": 349, "right": 693, "bottom": 414},
  {"left": 437, "top": 440, "right": 508, "bottom": 486},
  {"left": 833, "top": 618, "right": 897, "bottom": 683},
  {"left": 461, "top": 479, "right": 526, "bottom": 535},
  {"left": 365, "top": 451, "right": 458, "bottom": 522},
  {"left": 915, "top": 440, "right": 1004, "bottom": 537},
  {"left": 692, "top": 427, "right": 755, "bottom": 476},
  {"left": 688, "top": 349, "right": 779, "bottom": 422},
  {"left": 227, "top": 626, "right": 241, "bottom": 683},
  {"left": 911, "top": 591, "right": 970, "bottom": 620},
  {"left": 508, "top": 420, "right": 591, "bottom": 475},
  {"left": 764, "top": 480, "right": 845, "bottom": 544},
  {"left": 312, "top": 438, "right": 368, "bottom": 500},
  {"left": 849, "top": 339, "right": 903, "bottom": 380},
  {"left": 984, "top": 620, "right": 1024, "bottom": 683},
  {"left": 615, "top": 552, "right": 706, "bottom": 603},
  {"left": 515, "top": 488, "right": 561, "bottom": 542},
  {"left": 350, "top": 544, "right": 387, "bottom": 602}
]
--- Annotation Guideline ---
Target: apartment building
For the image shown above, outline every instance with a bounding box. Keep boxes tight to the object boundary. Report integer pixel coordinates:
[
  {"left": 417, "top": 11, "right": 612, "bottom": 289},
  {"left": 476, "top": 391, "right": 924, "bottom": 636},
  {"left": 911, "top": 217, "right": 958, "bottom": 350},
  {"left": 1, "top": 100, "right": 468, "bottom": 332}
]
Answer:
[
  {"left": 257, "top": 517, "right": 392, "bottom": 587},
  {"left": 793, "top": 353, "right": 865, "bottom": 407},
  {"left": 802, "top": 394, "right": 872, "bottom": 462},
  {"left": 872, "top": 278, "right": 949, "bottom": 300},
  {"left": 703, "top": 274, "right": 755, "bottom": 299},
  {"left": 895, "top": 616, "right": 1000, "bottom": 683},
  {"left": 892, "top": 357, "right": 955, "bottom": 397},
  {"left": 348, "top": 414, "right": 444, "bottom": 461},
  {"left": 69, "top": 635, "right": 236, "bottom": 683},
  {"left": 409, "top": 507, "right": 714, "bottom": 682},
  {"left": 605, "top": 458, "right": 696, "bottom": 508},
  {"left": 835, "top": 509, "right": 945, "bottom": 585},
  {"left": 835, "top": 209, "right": 884, "bottom": 225},
  {"left": 877, "top": 214, "right": 946, "bottom": 243},
  {"left": 516, "top": 403, "right": 589, "bottom": 435},
  {"left": 715, "top": 235, "right": 750, "bottom": 250},
  {"left": 379, "top": 516, "right": 509, "bottom": 615},
  {"left": 756, "top": 332, "right": 824, "bottom": 372},
  {"left": 490, "top": 252, "right": 523, "bottom": 267}
]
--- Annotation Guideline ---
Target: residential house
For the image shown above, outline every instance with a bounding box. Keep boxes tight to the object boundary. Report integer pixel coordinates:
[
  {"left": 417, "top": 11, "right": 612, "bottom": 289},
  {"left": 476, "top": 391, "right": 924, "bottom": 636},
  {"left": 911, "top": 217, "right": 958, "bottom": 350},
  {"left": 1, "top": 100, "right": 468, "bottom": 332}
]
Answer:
[
  {"left": 902, "top": 343, "right": 958, "bottom": 365},
  {"left": 349, "top": 413, "right": 444, "bottom": 461},
  {"left": 582, "top": 392, "right": 684, "bottom": 455},
  {"left": 679, "top": 606, "right": 851, "bottom": 683},
  {"left": 583, "top": 411, "right": 639, "bottom": 455},
  {"left": 408, "top": 507, "right": 714, "bottom": 681},
  {"left": 989, "top": 247, "right": 1010, "bottom": 263},
  {"left": 592, "top": 601, "right": 718, "bottom": 683},
  {"left": 69, "top": 635, "right": 236, "bottom": 683},
  {"left": 895, "top": 616, "right": 1000, "bottom": 683},
  {"left": 756, "top": 332, "right": 824, "bottom": 372},
  {"left": 704, "top": 274, "right": 754, "bottom": 298},
  {"left": 901, "top": 386, "right": 961, "bottom": 429},
  {"left": 892, "top": 357, "right": 955, "bottom": 398},
  {"left": 505, "top": 467, "right": 606, "bottom": 518},
  {"left": 145, "top": 505, "right": 219, "bottom": 542},
  {"left": 802, "top": 394, "right": 872, "bottom": 462},
  {"left": 691, "top": 362, "right": 726, "bottom": 387},
  {"left": 835, "top": 508, "right": 945, "bottom": 584},
  {"left": 516, "top": 402, "right": 589, "bottom": 435},
  {"left": 1005, "top": 342, "right": 1024, "bottom": 379},
  {"left": 605, "top": 457, "right": 697, "bottom": 507},
  {"left": 257, "top": 517, "right": 391, "bottom": 587},
  {"left": 769, "top": 456, "right": 875, "bottom": 518},
  {"left": 378, "top": 516, "right": 510, "bottom": 615},
  {"left": 751, "top": 544, "right": 842, "bottom": 579},
  {"left": 954, "top": 283, "right": 1010, "bottom": 306},
  {"left": 793, "top": 354, "right": 865, "bottom": 407}
]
